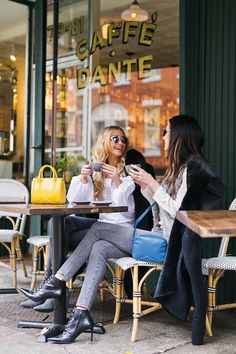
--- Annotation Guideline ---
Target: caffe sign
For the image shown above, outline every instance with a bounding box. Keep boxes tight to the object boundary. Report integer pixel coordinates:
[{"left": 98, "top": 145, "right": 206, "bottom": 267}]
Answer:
[{"left": 76, "top": 15, "right": 157, "bottom": 89}]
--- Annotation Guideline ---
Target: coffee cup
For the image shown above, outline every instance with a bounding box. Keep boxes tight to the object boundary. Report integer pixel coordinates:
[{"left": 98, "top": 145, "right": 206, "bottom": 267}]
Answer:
[
  {"left": 91, "top": 162, "right": 102, "bottom": 172},
  {"left": 125, "top": 164, "right": 141, "bottom": 174}
]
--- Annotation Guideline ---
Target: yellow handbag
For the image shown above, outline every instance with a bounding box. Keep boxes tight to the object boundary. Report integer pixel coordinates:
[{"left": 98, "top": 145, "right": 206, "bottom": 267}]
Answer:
[{"left": 31, "top": 165, "right": 66, "bottom": 204}]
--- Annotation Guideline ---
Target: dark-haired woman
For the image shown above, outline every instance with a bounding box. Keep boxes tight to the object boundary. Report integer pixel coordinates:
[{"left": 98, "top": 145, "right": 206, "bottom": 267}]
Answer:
[{"left": 20, "top": 115, "right": 224, "bottom": 345}]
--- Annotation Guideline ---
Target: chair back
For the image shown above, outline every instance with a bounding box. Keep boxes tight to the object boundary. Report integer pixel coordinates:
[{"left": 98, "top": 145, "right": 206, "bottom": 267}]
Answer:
[
  {"left": 0, "top": 179, "right": 29, "bottom": 235},
  {"left": 217, "top": 197, "right": 236, "bottom": 257}
]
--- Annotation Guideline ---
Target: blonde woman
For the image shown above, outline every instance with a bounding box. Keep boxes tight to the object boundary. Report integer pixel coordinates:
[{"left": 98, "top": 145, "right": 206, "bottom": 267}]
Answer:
[
  {"left": 67, "top": 125, "right": 135, "bottom": 225},
  {"left": 20, "top": 126, "right": 136, "bottom": 312}
]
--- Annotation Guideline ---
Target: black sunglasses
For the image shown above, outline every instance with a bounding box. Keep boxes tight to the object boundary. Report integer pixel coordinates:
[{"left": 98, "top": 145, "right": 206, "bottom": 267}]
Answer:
[
  {"left": 110, "top": 135, "right": 128, "bottom": 144},
  {"left": 162, "top": 128, "right": 167, "bottom": 137}
]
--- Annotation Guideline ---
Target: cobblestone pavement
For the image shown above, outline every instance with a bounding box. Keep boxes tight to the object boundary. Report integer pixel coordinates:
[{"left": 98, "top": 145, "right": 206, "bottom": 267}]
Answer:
[{"left": 0, "top": 260, "right": 236, "bottom": 354}]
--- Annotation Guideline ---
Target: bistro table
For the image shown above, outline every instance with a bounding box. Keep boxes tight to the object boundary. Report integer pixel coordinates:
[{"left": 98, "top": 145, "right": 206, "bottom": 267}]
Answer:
[
  {"left": 176, "top": 210, "right": 236, "bottom": 336},
  {"left": 176, "top": 210, "right": 236, "bottom": 237},
  {"left": 0, "top": 202, "right": 128, "bottom": 341}
]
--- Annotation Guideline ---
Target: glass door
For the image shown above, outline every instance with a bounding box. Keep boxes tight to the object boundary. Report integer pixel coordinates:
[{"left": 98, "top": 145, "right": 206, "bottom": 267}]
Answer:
[{"left": 45, "top": 61, "right": 88, "bottom": 160}]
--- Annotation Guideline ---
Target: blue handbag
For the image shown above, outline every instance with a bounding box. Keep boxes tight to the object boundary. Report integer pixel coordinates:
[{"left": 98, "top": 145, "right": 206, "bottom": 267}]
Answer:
[{"left": 132, "top": 203, "right": 167, "bottom": 263}]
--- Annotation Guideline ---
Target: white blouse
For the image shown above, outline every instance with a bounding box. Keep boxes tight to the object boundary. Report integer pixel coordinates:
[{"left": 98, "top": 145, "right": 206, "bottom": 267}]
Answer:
[
  {"left": 142, "top": 168, "right": 187, "bottom": 239},
  {"left": 67, "top": 175, "right": 135, "bottom": 225}
]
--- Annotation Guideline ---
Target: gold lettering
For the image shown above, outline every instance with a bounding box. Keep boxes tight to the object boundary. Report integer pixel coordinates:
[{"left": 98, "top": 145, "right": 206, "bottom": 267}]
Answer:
[
  {"left": 76, "top": 39, "right": 89, "bottom": 61},
  {"left": 108, "top": 62, "right": 121, "bottom": 84},
  {"left": 107, "top": 23, "right": 122, "bottom": 46},
  {"left": 58, "top": 23, "right": 65, "bottom": 38},
  {"left": 77, "top": 68, "right": 90, "bottom": 89},
  {"left": 138, "top": 55, "right": 153, "bottom": 79},
  {"left": 139, "top": 22, "right": 157, "bottom": 46},
  {"left": 77, "top": 54, "right": 154, "bottom": 89},
  {"left": 123, "top": 21, "right": 139, "bottom": 43},
  {"left": 91, "top": 65, "right": 107, "bottom": 85},
  {"left": 90, "top": 30, "right": 105, "bottom": 55},
  {"left": 122, "top": 58, "right": 137, "bottom": 80}
]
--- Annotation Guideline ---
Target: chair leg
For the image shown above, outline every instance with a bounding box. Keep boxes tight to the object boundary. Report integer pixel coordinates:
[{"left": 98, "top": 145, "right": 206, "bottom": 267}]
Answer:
[
  {"left": 207, "top": 268, "right": 224, "bottom": 335},
  {"left": 100, "top": 282, "right": 105, "bottom": 301},
  {"left": 131, "top": 265, "right": 140, "bottom": 342},
  {"left": 43, "top": 244, "right": 49, "bottom": 272},
  {"left": 66, "top": 278, "right": 73, "bottom": 291},
  {"left": 15, "top": 236, "right": 28, "bottom": 278},
  {"left": 205, "top": 314, "right": 212, "bottom": 336},
  {"left": 113, "top": 265, "right": 125, "bottom": 324},
  {"left": 10, "top": 241, "right": 17, "bottom": 288},
  {"left": 207, "top": 268, "right": 214, "bottom": 333},
  {"left": 30, "top": 245, "right": 40, "bottom": 291}
]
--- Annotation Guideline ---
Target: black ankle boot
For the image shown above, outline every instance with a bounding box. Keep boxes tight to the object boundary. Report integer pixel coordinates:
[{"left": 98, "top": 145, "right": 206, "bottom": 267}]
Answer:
[
  {"left": 191, "top": 314, "right": 205, "bottom": 345},
  {"left": 48, "top": 308, "right": 94, "bottom": 344},
  {"left": 20, "top": 298, "right": 44, "bottom": 308},
  {"left": 19, "top": 275, "right": 65, "bottom": 302},
  {"left": 34, "top": 298, "right": 55, "bottom": 313}
]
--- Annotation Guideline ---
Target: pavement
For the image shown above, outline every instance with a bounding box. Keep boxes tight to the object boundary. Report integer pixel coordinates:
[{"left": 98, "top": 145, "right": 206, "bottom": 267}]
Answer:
[{"left": 0, "top": 258, "right": 236, "bottom": 354}]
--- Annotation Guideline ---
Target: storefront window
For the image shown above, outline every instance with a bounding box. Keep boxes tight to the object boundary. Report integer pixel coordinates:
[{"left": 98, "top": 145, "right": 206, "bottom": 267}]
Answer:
[
  {"left": 45, "top": 0, "right": 89, "bottom": 163},
  {"left": 0, "top": 0, "right": 27, "bottom": 180},
  {"left": 90, "top": 66, "right": 179, "bottom": 169},
  {"left": 45, "top": 0, "right": 179, "bottom": 174},
  {"left": 47, "top": 0, "right": 88, "bottom": 60},
  {"left": 45, "top": 65, "right": 86, "bottom": 152},
  {"left": 89, "top": 1, "right": 179, "bottom": 171}
]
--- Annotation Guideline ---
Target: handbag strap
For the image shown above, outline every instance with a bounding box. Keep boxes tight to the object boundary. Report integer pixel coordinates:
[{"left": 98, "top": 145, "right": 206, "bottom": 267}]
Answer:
[
  {"left": 133, "top": 202, "right": 157, "bottom": 231},
  {"left": 38, "top": 165, "right": 57, "bottom": 179}
]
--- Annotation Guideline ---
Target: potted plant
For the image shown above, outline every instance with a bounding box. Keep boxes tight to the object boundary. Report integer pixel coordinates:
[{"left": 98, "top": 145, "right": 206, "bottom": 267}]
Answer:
[{"left": 56, "top": 153, "right": 86, "bottom": 183}]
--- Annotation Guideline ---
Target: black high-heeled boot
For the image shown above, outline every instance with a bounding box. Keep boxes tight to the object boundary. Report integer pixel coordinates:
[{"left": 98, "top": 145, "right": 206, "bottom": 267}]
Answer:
[
  {"left": 48, "top": 308, "right": 94, "bottom": 344},
  {"left": 33, "top": 298, "right": 55, "bottom": 313},
  {"left": 19, "top": 275, "right": 65, "bottom": 302}
]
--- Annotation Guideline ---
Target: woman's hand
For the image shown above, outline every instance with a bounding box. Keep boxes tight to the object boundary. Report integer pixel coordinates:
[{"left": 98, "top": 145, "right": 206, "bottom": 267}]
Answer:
[
  {"left": 129, "top": 165, "right": 159, "bottom": 192},
  {"left": 80, "top": 163, "right": 92, "bottom": 184},
  {"left": 101, "top": 163, "right": 122, "bottom": 187}
]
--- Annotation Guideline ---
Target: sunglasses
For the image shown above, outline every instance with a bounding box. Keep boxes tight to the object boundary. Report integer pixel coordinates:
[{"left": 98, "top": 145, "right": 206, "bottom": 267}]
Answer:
[
  {"left": 110, "top": 135, "right": 128, "bottom": 144},
  {"left": 162, "top": 128, "right": 168, "bottom": 137}
]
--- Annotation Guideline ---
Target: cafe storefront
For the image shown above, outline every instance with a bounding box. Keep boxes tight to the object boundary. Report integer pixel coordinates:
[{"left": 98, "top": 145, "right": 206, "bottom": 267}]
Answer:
[
  {"left": 0, "top": 0, "right": 179, "bottom": 184},
  {"left": 0, "top": 0, "right": 236, "bottom": 303}
]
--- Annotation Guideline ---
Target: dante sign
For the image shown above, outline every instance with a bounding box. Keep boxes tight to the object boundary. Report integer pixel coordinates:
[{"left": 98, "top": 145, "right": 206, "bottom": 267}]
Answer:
[{"left": 76, "top": 19, "right": 157, "bottom": 89}]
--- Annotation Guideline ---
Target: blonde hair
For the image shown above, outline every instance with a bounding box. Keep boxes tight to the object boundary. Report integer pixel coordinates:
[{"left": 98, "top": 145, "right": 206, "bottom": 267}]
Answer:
[{"left": 91, "top": 126, "right": 130, "bottom": 199}]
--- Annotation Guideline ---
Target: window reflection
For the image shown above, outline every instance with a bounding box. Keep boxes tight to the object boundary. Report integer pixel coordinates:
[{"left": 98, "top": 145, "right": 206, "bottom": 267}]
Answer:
[{"left": 91, "top": 67, "right": 179, "bottom": 170}]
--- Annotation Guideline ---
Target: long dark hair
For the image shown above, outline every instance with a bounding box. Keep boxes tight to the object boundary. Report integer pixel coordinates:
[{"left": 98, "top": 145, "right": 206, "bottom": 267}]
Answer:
[{"left": 165, "top": 114, "right": 205, "bottom": 194}]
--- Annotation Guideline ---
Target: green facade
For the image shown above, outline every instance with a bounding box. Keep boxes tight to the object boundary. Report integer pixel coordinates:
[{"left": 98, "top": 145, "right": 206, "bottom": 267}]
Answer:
[{"left": 180, "top": 0, "right": 236, "bottom": 304}]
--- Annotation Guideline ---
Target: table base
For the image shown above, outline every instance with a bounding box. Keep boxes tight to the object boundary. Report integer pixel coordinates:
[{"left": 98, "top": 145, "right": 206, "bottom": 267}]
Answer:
[
  {"left": 0, "top": 288, "right": 18, "bottom": 294},
  {"left": 17, "top": 320, "right": 106, "bottom": 342}
]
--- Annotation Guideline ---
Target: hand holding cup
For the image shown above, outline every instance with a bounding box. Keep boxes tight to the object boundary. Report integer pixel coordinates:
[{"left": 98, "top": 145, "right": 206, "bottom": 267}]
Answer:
[
  {"left": 128, "top": 164, "right": 152, "bottom": 189},
  {"left": 80, "top": 163, "right": 92, "bottom": 183}
]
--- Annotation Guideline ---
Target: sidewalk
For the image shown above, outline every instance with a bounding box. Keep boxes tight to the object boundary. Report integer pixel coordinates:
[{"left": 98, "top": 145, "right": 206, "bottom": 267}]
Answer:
[{"left": 0, "top": 260, "right": 236, "bottom": 354}]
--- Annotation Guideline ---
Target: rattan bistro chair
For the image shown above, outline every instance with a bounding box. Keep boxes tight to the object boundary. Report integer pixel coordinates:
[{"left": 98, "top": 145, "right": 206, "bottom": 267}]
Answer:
[
  {"left": 0, "top": 179, "right": 29, "bottom": 288},
  {"left": 26, "top": 236, "right": 50, "bottom": 291},
  {"left": 203, "top": 197, "right": 236, "bottom": 334},
  {"left": 113, "top": 257, "right": 162, "bottom": 342}
]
